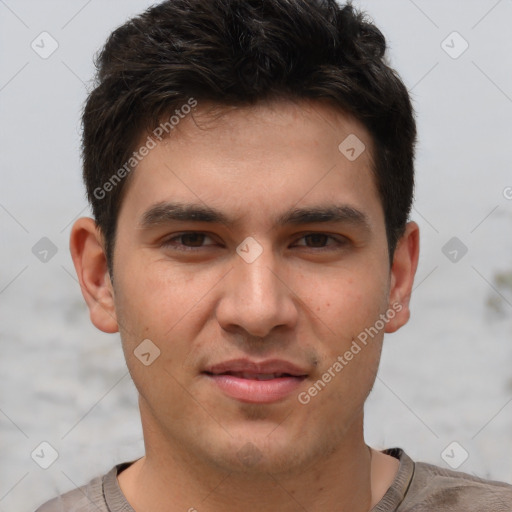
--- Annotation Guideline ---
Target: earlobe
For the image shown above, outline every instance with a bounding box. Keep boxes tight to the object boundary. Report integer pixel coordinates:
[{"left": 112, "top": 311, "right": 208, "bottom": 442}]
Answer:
[
  {"left": 384, "top": 221, "right": 420, "bottom": 334},
  {"left": 69, "top": 217, "right": 119, "bottom": 334}
]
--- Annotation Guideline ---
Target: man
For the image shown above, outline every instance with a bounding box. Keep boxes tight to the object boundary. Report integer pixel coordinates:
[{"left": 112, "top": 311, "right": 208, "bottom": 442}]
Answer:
[{"left": 36, "top": 0, "right": 512, "bottom": 510}]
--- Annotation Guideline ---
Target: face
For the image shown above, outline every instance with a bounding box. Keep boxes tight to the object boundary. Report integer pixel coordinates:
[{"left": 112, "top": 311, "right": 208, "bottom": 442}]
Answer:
[{"left": 76, "top": 99, "right": 417, "bottom": 476}]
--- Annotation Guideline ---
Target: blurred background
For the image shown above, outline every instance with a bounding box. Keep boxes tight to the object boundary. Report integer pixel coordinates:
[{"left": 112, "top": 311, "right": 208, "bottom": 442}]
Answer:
[{"left": 1, "top": 1, "right": 511, "bottom": 510}]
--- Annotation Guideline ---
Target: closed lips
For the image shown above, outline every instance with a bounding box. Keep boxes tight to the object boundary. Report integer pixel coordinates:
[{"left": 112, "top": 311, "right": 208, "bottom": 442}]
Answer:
[
  {"left": 203, "top": 359, "right": 309, "bottom": 403},
  {"left": 205, "top": 371, "right": 305, "bottom": 380},
  {"left": 203, "top": 359, "right": 309, "bottom": 378}
]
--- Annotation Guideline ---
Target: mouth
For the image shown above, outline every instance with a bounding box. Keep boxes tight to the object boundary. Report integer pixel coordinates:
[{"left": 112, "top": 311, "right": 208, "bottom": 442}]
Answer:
[
  {"left": 204, "top": 371, "right": 304, "bottom": 381},
  {"left": 202, "top": 359, "right": 308, "bottom": 403}
]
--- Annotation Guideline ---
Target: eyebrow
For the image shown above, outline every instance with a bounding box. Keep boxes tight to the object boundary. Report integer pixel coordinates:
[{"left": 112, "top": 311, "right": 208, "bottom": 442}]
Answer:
[{"left": 139, "top": 201, "right": 372, "bottom": 232}]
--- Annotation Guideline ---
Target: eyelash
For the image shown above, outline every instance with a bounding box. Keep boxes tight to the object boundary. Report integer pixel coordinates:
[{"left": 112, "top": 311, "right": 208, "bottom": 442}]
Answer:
[{"left": 160, "top": 232, "right": 348, "bottom": 252}]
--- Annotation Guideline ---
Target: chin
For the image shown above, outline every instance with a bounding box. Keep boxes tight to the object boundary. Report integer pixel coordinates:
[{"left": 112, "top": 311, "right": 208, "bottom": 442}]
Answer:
[{"left": 196, "top": 428, "right": 314, "bottom": 477}]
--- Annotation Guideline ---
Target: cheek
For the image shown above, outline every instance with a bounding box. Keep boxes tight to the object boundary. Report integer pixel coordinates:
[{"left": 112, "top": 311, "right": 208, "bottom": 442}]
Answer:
[
  {"left": 115, "top": 259, "right": 197, "bottom": 332},
  {"left": 303, "top": 269, "right": 389, "bottom": 392},
  {"left": 113, "top": 262, "right": 215, "bottom": 380},
  {"left": 308, "top": 270, "right": 389, "bottom": 330}
]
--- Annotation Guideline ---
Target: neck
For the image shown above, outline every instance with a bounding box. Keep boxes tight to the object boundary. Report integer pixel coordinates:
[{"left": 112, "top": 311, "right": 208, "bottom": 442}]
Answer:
[{"left": 117, "top": 405, "right": 395, "bottom": 512}]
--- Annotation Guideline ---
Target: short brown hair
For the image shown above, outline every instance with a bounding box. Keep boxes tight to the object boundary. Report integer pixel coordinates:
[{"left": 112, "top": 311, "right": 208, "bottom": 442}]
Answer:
[{"left": 81, "top": 0, "right": 416, "bottom": 277}]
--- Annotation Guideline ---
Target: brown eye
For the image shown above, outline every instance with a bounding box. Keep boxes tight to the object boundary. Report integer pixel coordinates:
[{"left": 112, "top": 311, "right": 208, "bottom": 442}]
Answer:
[
  {"left": 161, "top": 232, "right": 216, "bottom": 251},
  {"left": 293, "top": 233, "right": 347, "bottom": 250},
  {"left": 304, "top": 233, "right": 329, "bottom": 247},
  {"left": 178, "top": 233, "right": 207, "bottom": 247}
]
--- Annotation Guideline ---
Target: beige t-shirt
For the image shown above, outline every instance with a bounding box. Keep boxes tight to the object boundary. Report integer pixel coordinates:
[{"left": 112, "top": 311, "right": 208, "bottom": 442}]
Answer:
[{"left": 34, "top": 447, "right": 512, "bottom": 511}]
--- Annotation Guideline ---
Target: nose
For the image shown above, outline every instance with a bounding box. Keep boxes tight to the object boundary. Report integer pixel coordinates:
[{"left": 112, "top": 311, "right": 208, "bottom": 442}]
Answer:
[{"left": 215, "top": 243, "right": 299, "bottom": 339}]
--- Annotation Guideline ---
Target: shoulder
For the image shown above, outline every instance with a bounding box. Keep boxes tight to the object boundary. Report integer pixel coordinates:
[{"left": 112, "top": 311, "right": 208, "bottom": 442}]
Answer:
[
  {"left": 33, "top": 474, "right": 107, "bottom": 512},
  {"left": 401, "top": 457, "right": 512, "bottom": 511}
]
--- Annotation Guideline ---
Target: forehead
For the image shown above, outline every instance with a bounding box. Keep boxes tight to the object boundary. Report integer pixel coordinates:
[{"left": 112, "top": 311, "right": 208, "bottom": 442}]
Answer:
[{"left": 118, "top": 99, "right": 383, "bottom": 230}]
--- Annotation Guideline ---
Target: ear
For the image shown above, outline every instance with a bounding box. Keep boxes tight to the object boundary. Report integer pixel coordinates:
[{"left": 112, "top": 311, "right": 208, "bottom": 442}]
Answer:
[
  {"left": 384, "top": 221, "right": 420, "bottom": 333},
  {"left": 69, "top": 217, "right": 119, "bottom": 334}
]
